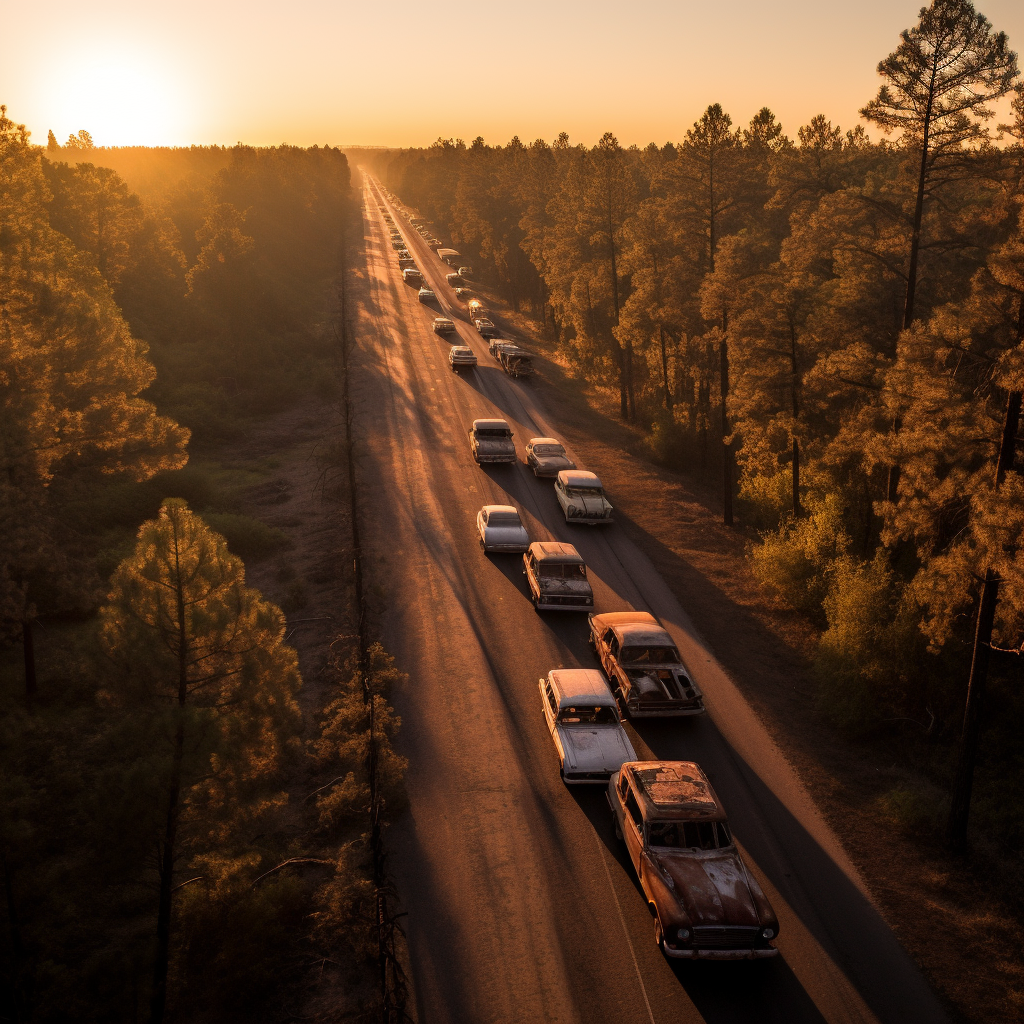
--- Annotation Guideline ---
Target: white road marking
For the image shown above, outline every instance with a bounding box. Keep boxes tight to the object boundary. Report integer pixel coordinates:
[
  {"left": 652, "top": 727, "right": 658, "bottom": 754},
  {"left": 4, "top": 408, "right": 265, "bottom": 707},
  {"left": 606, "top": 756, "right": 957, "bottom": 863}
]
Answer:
[{"left": 594, "top": 832, "right": 657, "bottom": 1024}]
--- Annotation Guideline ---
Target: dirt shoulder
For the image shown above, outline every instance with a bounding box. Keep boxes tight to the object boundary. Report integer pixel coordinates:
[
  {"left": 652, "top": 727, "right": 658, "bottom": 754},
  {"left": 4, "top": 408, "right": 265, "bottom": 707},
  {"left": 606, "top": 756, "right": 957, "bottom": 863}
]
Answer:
[{"left": 489, "top": 303, "right": 1023, "bottom": 1024}]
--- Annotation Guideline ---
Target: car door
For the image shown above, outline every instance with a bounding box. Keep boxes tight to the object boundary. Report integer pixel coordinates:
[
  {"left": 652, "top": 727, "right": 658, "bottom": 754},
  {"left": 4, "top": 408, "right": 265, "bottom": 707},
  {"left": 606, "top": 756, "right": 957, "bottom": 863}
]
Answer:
[{"left": 622, "top": 780, "right": 645, "bottom": 873}]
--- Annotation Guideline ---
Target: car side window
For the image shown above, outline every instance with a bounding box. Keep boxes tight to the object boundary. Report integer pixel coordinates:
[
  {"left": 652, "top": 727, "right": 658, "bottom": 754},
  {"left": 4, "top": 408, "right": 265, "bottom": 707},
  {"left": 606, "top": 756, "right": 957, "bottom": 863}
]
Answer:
[
  {"left": 609, "top": 636, "right": 620, "bottom": 658},
  {"left": 625, "top": 788, "right": 643, "bottom": 830},
  {"left": 618, "top": 773, "right": 629, "bottom": 797}
]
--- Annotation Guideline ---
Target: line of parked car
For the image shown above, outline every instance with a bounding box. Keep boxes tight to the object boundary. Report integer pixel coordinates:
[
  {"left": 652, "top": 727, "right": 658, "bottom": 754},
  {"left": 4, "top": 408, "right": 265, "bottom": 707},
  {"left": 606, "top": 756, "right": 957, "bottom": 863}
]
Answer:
[{"left": 369, "top": 179, "right": 781, "bottom": 962}]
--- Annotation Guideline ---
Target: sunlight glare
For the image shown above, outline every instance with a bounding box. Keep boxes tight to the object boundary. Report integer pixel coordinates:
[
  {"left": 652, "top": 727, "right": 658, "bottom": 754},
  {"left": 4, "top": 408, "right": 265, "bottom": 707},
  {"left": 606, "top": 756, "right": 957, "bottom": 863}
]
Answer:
[{"left": 46, "top": 46, "right": 185, "bottom": 146}]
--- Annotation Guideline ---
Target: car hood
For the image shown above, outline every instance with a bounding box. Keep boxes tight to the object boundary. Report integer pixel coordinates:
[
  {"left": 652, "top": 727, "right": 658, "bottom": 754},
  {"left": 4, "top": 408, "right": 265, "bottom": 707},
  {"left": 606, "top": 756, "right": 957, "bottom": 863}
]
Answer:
[
  {"left": 648, "top": 849, "right": 763, "bottom": 928},
  {"left": 557, "top": 725, "right": 636, "bottom": 772}
]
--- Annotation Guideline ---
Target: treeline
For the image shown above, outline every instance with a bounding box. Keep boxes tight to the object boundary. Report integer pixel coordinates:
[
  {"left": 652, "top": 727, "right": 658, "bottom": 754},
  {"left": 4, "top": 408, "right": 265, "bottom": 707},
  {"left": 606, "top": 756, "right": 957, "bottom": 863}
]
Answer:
[
  {"left": 365, "top": 0, "right": 1024, "bottom": 857},
  {"left": 2, "top": 105, "right": 400, "bottom": 1021}
]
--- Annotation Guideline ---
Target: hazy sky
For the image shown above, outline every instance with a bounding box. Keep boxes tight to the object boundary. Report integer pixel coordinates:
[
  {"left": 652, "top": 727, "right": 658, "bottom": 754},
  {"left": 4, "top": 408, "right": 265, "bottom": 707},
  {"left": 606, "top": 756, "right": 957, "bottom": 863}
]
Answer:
[{"left": 5, "top": 0, "right": 1023, "bottom": 149}]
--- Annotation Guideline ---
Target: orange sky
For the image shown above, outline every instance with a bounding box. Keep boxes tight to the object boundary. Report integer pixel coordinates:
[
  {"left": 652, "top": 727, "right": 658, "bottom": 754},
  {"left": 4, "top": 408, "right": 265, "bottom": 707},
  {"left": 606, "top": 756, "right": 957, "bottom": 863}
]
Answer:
[{"left": 5, "top": 0, "right": 1023, "bottom": 149}]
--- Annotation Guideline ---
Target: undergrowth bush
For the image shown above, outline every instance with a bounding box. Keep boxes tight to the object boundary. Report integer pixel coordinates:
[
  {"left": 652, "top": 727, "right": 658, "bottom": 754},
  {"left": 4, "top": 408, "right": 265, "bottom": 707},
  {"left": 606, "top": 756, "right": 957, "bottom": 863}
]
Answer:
[{"left": 749, "top": 494, "right": 849, "bottom": 621}]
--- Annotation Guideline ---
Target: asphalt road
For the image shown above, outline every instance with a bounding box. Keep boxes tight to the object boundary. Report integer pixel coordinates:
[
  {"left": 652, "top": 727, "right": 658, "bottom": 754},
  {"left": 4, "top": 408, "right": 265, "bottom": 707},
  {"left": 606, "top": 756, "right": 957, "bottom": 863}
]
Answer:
[{"left": 350, "top": 175, "right": 950, "bottom": 1024}]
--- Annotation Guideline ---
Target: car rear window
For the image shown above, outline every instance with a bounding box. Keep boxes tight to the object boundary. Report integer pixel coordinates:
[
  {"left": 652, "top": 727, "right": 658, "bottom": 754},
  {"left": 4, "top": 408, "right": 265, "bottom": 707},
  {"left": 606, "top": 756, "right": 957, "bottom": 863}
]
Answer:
[
  {"left": 476, "top": 428, "right": 511, "bottom": 437},
  {"left": 534, "top": 445, "right": 565, "bottom": 456},
  {"left": 488, "top": 512, "right": 520, "bottom": 525},
  {"left": 619, "top": 646, "right": 680, "bottom": 664}
]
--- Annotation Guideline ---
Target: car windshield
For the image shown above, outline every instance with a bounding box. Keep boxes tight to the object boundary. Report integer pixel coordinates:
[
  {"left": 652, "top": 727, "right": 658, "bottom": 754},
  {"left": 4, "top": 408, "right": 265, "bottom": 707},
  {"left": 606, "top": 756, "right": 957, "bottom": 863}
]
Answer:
[
  {"left": 647, "top": 820, "right": 731, "bottom": 850},
  {"left": 558, "top": 705, "right": 618, "bottom": 724},
  {"left": 534, "top": 445, "right": 565, "bottom": 456},
  {"left": 620, "top": 645, "right": 680, "bottom": 664},
  {"left": 566, "top": 486, "right": 603, "bottom": 498},
  {"left": 538, "top": 562, "right": 586, "bottom": 579},
  {"left": 477, "top": 428, "right": 511, "bottom": 438},
  {"left": 487, "top": 513, "right": 520, "bottom": 525}
]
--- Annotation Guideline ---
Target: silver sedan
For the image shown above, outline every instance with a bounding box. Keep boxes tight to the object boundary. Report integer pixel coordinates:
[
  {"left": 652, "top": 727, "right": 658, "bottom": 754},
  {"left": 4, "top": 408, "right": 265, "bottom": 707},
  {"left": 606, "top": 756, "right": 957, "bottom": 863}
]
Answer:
[
  {"left": 476, "top": 505, "right": 530, "bottom": 553},
  {"left": 524, "top": 438, "right": 576, "bottom": 478}
]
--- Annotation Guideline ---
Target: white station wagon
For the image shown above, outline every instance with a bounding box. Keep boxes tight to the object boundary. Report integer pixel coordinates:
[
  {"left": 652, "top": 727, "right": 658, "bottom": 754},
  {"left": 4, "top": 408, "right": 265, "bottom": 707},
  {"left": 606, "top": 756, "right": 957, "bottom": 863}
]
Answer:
[
  {"left": 476, "top": 504, "right": 530, "bottom": 553},
  {"left": 539, "top": 669, "right": 638, "bottom": 784}
]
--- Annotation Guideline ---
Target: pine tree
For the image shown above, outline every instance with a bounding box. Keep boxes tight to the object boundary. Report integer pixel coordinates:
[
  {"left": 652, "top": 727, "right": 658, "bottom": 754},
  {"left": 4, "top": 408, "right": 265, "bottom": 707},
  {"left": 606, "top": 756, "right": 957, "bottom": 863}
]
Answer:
[
  {"left": 99, "top": 500, "right": 302, "bottom": 1024},
  {"left": 861, "top": 0, "right": 1018, "bottom": 329},
  {"left": 46, "top": 129, "right": 58, "bottom": 152}
]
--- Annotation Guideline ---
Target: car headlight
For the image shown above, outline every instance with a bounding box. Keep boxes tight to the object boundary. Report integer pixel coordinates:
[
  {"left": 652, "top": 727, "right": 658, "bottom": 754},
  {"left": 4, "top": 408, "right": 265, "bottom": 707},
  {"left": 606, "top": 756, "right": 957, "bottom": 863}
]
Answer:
[
  {"left": 677, "top": 928, "right": 690, "bottom": 941},
  {"left": 567, "top": 504, "right": 577, "bottom": 515},
  {"left": 761, "top": 927, "right": 775, "bottom": 940}
]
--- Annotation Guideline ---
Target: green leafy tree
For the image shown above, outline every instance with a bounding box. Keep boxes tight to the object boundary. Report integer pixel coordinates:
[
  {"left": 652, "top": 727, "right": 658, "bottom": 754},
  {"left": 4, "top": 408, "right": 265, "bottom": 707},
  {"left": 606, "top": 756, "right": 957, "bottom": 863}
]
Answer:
[{"left": 99, "top": 500, "right": 302, "bottom": 1024}]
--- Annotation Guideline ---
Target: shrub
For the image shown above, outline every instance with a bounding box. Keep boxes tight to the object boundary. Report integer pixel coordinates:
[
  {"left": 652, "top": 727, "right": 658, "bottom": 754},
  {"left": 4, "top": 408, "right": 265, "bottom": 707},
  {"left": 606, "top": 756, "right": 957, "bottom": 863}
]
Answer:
[
  {"left": 201, "top": 512, "right": 290, "bottom": 560},
  {"left": 737, "top": 469, "right": 791, "bottom": 532},
  {"left": 749, "top": 494, "right": 850, "bottom": 621},
  {"left": 814, "top": 552, "right": 924, "bottom": 731}
]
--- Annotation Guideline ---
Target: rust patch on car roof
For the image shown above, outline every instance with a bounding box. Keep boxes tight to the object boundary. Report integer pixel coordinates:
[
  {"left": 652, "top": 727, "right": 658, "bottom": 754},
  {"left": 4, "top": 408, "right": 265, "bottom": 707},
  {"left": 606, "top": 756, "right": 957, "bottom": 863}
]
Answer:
[{"left": 634, "top": 763, "right": 718, "bottom": 811}]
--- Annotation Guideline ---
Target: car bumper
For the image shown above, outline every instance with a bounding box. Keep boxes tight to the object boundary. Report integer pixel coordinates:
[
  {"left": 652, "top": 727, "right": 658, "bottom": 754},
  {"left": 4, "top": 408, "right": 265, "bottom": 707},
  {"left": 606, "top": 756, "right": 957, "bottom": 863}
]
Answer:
[
  {"left": 484, "top": 543, "right": 530, "bottom": 553},
  {"left": 661, "top": 944, "right": 779, "bottom": 960},
  {"left": 565, "top": 517, "right": 614, "bottom": 525},
  {"left": 535, "top": 601, "right": 594, "bottom": 611},
  {"left": 562, "top": 770, "right": 614, "bottom": 784},
  {"left": 626, "top": 705, "right": 706, "bottom": 718}
]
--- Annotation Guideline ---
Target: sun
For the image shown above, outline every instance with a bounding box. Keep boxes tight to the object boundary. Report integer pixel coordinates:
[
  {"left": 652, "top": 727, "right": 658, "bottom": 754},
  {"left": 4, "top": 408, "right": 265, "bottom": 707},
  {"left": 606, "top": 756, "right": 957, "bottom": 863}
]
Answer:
[{"left": 45, "top": 46, "right": 186, "bottom": 147}]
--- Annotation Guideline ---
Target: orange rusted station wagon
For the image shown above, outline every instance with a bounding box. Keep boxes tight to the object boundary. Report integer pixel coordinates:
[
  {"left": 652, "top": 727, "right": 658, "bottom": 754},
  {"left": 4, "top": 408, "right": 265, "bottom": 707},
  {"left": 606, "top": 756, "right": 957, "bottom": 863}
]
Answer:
[{"left": 607, "top": 761, "right": 779, "bottom": 959}]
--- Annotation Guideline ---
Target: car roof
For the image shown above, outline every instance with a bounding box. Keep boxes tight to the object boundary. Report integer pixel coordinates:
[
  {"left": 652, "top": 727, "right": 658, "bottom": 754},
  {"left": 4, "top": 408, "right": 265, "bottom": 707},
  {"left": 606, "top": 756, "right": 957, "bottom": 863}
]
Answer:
[
  {"left": 557, "top": 470, "right": 604, "bottom": 488},
  {"left": 529, "top": 437, "right": 562, "bottom": 446},
  {"left": 528, "top": 541, "right": 583, "bottom": 563},
  {"left": 473, "top": 418, "right": 511, "bottom": 430},
  {"left": 548, "top": 669, "right": 616, "bottom": 707},
  {"left": 625, "top": 762, "right": 726, "bottom": 821},
  {"left": 591, "top": 612, "right": 675, "bottom": 648},
  {"left": 482, "top": 504, "right": 518, "bottom": 515}
]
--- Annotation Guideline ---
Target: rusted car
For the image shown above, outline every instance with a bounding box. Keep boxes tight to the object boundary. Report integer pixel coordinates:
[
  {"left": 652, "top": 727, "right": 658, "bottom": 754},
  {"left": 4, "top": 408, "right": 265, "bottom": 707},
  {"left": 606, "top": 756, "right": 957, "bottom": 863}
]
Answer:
[
  {"left": 588, "top": 611, "right": 703, "bottom": 717},
  {"left": 523, "top": 542, "right": 594, "bottom": 611},
  {"left": 432, "top": 317, "right": 456, "bottom": 335},
  {"left": 607, "top": 761, "right": 779, "bottom": 959},
  {"left": 539, "top": 669, "right": 637, "bottom": 783},
  {"left": 468, "top": 418, "right": 516, "bottom": 464},
  {"left": 497, "top": 345, "right": 533, "bottom": 377}
]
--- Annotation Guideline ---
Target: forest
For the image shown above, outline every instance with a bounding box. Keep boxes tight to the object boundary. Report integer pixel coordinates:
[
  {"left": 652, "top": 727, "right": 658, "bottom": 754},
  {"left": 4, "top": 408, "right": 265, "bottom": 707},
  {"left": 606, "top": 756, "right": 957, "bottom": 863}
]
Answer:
[
  {"left": 1, "top": 109, "right": 403, "bottom": 1021},
  {"left": 362, "top": 1, "right": 1024, "bottom": 867}
]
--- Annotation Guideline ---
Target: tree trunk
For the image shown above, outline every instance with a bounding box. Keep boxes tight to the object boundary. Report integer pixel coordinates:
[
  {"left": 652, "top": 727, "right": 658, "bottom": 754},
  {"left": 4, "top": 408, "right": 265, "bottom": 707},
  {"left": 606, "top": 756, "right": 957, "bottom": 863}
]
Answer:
[
  {"left": 790, "top": 321, "right": 802, "bottom": 517},
  {"left": 151, "top": 528, "right": 192, "bottom": 1024},
  {"left": 659, "top": 326, "right": 672, "bottom": 411},
  {"left": 946, "top": 388, "right": 1021, "bottom": 852},
  {"left": 150, "top": 724, "right": 184, "bottom": 1024},
  {"left": 902, "top": 63, "right": 937, "bottom": 330},
  {"left": 22, "top": 620, "right": 36, "bottom": 699},
  {"left": 720, "top": 337, "right": 733, "bottom": 526}
]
